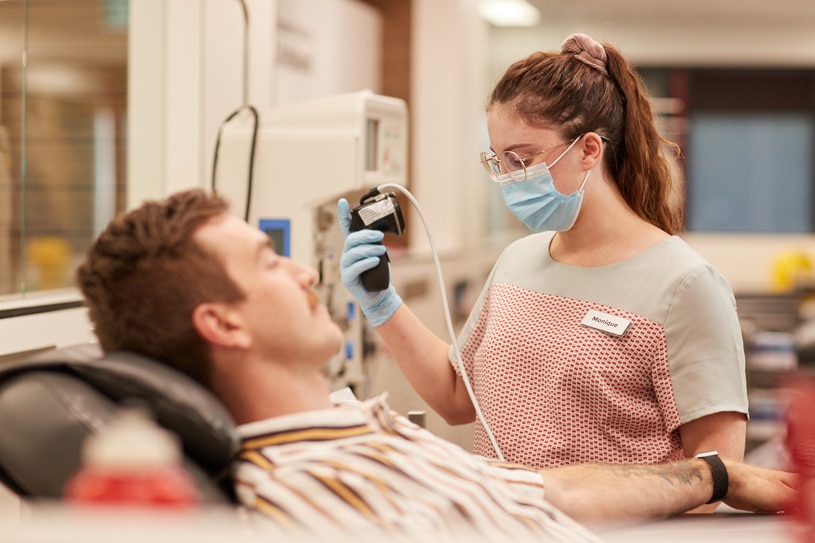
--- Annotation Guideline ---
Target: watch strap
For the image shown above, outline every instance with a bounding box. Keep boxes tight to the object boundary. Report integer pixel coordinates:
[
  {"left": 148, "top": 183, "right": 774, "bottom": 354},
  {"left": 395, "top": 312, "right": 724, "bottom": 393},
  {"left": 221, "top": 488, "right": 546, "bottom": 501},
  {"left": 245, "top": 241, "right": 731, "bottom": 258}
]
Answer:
[{"left": 696, "top": 451, "right": 729, "bottom": 504}]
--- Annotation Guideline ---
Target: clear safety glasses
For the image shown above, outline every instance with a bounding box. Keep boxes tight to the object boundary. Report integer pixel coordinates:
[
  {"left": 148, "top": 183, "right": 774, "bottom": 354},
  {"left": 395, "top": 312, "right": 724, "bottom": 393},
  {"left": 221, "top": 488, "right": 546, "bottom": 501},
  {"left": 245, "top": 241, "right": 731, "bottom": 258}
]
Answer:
[{"left": 480, "top": 140, "right": 572, "bottom": 183}]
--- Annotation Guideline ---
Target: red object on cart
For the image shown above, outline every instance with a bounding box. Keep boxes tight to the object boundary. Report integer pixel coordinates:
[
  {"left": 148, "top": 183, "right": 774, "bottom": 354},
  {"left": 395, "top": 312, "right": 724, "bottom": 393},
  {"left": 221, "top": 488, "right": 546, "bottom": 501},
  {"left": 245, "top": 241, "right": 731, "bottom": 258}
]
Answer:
[
  {"left": 786, "top": 373, "right": 815, "bottom": 542},
  {"left": 64, "top": 408, "right": 199, "bottom": 509}
]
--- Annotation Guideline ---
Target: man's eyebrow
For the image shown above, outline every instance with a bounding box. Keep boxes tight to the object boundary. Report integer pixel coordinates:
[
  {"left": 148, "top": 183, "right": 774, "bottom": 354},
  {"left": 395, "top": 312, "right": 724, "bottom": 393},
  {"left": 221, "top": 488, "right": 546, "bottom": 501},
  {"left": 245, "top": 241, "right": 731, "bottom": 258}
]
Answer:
[{"left": 255, "top": 236, "right": 275, "bottom": 260}]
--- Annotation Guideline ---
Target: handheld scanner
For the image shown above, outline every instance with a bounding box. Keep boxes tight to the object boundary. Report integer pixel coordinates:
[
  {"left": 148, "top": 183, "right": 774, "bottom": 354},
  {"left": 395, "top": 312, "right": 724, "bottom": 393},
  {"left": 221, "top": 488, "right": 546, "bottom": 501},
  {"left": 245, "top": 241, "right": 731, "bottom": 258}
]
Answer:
[{"left": 349, "top": 191, "right": 405, "bottom": 291}]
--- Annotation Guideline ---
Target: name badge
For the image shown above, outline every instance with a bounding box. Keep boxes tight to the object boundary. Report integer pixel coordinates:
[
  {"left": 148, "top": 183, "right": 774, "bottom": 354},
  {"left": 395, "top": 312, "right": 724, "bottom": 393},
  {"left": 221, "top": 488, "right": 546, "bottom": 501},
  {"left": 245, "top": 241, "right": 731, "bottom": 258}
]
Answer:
[{"left": 581, "top": 309, "right": 631, "bottom": 337}]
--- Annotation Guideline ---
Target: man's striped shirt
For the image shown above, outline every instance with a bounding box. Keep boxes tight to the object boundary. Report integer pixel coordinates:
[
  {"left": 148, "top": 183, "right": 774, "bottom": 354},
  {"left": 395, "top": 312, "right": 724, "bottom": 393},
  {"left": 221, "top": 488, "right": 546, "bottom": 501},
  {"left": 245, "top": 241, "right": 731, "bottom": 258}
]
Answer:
[{"left": 233, "top": 394, "right": 601, "bottom": 542}]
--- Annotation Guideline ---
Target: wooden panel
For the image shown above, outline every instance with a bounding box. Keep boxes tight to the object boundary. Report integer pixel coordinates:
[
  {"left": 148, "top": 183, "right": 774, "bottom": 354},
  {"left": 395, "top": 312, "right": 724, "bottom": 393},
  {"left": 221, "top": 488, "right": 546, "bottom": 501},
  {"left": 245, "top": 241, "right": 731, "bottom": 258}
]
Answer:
[{"left": 359, "top": 0, "right": 412, "bottom": 107}]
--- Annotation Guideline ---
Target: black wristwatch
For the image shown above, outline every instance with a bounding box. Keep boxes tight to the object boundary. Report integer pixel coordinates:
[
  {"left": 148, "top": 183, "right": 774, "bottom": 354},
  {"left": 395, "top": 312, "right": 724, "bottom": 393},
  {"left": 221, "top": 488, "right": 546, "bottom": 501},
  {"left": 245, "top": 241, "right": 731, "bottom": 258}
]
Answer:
[{"left": 696, "top": 451, "right": 729, "bottom": 504}]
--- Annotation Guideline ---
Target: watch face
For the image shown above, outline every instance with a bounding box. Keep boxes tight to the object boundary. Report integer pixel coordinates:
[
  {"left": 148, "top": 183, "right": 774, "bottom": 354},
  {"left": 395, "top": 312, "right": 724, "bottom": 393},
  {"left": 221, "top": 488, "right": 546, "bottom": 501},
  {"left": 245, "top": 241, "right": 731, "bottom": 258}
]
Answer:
[{"left": 696, "top": 451, "right": 719, "bottom": 458}]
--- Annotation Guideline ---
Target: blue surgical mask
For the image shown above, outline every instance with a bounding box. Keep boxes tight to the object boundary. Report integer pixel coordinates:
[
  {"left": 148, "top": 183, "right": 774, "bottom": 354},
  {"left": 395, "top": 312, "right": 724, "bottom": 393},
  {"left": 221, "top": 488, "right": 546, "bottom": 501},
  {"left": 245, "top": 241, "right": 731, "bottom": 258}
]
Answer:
[{"left": 497, "top": 137, "right": 589, "bottom": 232}]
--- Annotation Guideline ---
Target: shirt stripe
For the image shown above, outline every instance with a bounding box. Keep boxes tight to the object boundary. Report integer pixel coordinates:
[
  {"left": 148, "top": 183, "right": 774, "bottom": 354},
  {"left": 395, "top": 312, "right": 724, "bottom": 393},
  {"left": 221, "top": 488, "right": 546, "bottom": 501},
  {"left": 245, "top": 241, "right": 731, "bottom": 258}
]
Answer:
[{"left": 233, "top": 394, "right": 602, "bottom": 542}]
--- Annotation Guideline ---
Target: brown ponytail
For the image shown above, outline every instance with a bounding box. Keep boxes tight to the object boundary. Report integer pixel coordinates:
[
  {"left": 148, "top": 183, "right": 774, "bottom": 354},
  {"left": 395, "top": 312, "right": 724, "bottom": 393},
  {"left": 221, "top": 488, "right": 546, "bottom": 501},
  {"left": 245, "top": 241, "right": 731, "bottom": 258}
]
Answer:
[{"left": 487, "top": 34, "right": 684, "bottom": 234}]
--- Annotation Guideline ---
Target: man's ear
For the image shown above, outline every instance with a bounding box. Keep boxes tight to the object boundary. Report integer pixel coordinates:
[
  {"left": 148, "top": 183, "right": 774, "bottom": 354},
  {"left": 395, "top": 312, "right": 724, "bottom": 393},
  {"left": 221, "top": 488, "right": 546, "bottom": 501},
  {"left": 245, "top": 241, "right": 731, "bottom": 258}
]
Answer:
[{"left": 192, "top": 302, "right": 251, "bottom": 349}]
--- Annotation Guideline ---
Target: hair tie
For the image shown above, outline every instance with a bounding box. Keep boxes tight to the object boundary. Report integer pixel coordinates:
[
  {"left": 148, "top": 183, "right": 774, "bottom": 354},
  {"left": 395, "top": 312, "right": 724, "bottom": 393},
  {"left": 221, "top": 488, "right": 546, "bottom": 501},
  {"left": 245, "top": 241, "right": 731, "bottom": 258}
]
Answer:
[{"left": 561, "top": 33, "right": 608, "bottom": 76}]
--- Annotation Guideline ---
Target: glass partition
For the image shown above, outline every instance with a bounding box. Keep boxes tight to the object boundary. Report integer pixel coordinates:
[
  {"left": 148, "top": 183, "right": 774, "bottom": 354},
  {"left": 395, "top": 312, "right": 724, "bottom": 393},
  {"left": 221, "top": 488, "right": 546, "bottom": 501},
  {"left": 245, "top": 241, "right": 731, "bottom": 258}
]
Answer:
[{"left": 0, "top": 0, "right": 128, "bottom": 297}]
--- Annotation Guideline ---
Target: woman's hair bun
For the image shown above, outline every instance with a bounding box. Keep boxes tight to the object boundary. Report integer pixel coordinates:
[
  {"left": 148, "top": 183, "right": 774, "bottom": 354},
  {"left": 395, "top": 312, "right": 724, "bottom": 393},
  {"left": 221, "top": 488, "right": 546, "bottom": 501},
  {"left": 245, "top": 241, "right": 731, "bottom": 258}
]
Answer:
[{"left": 561, "top": 33, "right": 608, "bottom": 75}]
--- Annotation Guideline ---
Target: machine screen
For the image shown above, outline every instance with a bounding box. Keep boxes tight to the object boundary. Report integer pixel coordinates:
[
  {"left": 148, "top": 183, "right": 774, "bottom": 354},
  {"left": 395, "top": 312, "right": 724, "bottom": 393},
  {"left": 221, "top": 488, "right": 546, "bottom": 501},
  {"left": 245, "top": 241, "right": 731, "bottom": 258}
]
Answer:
[
  {"left": 258, "top": 218, "right": 291, "bottom": 257},
  {"left": 365, "top": 118, "right": 378, "bottom": 172}
]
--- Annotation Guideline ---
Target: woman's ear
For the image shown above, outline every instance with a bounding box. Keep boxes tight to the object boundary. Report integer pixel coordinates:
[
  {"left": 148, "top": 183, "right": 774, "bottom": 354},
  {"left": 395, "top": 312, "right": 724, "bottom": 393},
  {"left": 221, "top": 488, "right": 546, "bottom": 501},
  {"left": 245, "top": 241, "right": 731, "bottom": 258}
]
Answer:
[
  {"left": 580, "top": 132, "right": 605, "bottom": 168},
  {"left": 192, "top": 303, "right": 251, "bottom": 349}
]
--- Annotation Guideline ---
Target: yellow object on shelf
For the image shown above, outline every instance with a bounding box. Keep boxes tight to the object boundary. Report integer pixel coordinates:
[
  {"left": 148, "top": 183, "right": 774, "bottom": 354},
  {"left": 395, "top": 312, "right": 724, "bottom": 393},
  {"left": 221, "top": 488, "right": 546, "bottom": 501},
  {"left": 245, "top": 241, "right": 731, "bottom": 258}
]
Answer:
[
  {"left": 770, "top": 249, "right": 813, "bottom": 292},
  {"left": 26, "top": 236, "right": 71, "bottom": 290}
]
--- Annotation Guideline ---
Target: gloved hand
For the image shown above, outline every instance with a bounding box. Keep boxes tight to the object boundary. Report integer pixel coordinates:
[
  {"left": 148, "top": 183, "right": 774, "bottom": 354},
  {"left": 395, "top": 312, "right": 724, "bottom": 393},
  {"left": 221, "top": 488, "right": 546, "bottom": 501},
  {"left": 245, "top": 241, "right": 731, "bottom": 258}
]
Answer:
[{"left": 337, "top": 198, "right": 402, "bottom": 326}]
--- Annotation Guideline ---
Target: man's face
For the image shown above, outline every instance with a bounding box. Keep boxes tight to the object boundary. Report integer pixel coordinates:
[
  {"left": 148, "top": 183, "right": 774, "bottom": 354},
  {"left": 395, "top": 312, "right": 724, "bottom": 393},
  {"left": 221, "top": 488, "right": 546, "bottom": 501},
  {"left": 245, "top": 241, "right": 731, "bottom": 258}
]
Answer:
[{"left": 194, "top": 214, "right": 344, "bottom": 367}]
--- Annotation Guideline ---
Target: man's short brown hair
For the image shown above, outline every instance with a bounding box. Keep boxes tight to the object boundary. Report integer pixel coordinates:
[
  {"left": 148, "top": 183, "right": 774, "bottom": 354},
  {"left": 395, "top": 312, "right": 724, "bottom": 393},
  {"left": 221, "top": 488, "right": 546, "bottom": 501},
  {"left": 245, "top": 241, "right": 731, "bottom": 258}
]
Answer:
[{"left": 76, "top": 189, "right": 244, "bottom": 386}]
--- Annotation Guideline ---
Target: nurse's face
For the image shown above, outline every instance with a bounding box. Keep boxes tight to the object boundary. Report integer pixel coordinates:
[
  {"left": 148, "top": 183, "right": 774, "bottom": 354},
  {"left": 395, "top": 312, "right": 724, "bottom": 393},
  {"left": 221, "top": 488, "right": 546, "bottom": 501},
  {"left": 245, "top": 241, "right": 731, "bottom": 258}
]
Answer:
[{"left": 485, "top": 104, "right": 584, "bottom": 193}]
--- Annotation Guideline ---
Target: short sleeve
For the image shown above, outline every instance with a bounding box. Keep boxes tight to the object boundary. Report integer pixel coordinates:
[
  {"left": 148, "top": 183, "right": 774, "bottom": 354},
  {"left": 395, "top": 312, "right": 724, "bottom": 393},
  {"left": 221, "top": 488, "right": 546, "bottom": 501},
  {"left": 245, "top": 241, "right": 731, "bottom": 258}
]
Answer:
[{"left": 664, "top": 264, "right": 748, "bottom": 423}]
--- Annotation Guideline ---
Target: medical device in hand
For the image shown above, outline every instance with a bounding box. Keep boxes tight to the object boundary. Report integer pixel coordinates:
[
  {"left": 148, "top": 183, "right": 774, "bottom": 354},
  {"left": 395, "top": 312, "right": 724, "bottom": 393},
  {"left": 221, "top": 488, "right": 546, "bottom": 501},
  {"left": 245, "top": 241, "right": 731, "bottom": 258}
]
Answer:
[
  {"left": 349, "top": 191, "right": 405, "bottom": 291},
  {"left": 363, "top": 183, "right": 504, "bottom": 461}
]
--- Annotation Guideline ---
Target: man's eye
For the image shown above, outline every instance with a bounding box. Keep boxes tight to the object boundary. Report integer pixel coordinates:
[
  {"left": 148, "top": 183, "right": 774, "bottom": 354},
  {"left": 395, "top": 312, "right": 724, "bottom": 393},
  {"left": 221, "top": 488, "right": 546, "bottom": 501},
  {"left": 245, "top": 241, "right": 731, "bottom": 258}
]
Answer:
[{"left": 261, "top": 250, "right": 279, "bottom": 268}]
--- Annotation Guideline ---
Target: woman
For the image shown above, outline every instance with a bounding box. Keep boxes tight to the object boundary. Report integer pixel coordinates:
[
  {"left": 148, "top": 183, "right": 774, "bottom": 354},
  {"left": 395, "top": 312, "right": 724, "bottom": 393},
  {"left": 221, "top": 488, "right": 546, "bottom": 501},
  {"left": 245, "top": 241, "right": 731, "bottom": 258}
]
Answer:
[{"left": 338, "top": 34, "right": 747, "bottom": 488}]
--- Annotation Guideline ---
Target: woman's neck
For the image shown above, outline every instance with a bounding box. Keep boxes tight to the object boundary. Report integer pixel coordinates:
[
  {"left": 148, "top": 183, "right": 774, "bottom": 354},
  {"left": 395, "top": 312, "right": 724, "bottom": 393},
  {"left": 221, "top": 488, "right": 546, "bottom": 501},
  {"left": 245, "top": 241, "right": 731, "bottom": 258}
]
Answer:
[{"left": 550, "top": 179, "right": 669, "bottom": 266}]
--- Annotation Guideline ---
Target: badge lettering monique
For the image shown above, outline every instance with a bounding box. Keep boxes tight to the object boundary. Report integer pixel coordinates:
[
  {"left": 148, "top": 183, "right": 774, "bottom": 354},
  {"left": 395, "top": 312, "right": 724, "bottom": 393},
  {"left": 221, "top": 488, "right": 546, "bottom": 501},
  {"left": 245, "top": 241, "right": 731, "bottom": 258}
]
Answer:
[{"left": 581, "top": 309, "right": 631, "bottom": 337}]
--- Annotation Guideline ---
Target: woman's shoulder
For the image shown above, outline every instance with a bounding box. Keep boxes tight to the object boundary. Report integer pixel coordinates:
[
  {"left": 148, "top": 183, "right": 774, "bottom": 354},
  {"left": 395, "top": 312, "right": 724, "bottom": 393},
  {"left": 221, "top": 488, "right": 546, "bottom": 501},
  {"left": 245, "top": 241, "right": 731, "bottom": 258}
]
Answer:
[
  {"left": 646, "top": 237, "right": 736, "bottom": 296},
  {"left": 652, "top": 236, "right": 716, "bottom": 270}
]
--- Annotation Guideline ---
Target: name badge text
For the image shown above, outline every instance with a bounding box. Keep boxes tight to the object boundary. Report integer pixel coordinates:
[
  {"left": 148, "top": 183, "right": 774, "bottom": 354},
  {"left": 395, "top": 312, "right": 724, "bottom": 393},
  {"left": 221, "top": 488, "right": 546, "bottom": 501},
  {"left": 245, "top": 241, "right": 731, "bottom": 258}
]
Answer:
[{"left": 581, "top": 309, "right": 631, "bottom": 337}]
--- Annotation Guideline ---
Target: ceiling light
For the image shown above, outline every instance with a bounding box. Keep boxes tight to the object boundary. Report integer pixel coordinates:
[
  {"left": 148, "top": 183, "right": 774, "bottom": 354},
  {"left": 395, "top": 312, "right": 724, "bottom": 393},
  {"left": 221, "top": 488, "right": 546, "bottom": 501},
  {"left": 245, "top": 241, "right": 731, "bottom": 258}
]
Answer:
[{"left": 478, "top": 0, "right": 541, "bottom": 27}]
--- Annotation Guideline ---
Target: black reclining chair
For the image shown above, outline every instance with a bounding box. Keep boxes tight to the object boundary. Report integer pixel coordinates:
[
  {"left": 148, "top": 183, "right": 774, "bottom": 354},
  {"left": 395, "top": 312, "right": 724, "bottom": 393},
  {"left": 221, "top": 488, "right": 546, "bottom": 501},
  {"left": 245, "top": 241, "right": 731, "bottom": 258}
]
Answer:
[{"left": 0, "top": 343, "right": 240, "bottom": 504}]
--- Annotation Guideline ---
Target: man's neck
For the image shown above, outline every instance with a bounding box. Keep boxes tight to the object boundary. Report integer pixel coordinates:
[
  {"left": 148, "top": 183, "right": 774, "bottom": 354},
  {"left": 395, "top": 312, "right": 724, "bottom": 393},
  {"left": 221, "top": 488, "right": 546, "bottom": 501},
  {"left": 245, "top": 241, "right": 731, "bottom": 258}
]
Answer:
[{"left": 211, "top": 356, "right": 334, "bottom": 425}]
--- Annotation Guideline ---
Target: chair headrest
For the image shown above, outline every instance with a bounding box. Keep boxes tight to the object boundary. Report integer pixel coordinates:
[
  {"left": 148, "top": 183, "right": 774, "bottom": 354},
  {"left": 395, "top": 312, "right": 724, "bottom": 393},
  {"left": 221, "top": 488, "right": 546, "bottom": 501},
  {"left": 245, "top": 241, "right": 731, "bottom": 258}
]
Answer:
[{"left": 0, "top": 344, "right": 240, "bottom": 501}]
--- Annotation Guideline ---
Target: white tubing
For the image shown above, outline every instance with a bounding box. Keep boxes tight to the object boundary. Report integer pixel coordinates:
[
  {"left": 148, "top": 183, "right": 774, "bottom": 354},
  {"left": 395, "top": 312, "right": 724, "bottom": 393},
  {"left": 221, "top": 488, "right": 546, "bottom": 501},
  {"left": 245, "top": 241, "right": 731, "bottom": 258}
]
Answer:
[{"left": 377, "top": 183, "right": 504, "bottom": 461}]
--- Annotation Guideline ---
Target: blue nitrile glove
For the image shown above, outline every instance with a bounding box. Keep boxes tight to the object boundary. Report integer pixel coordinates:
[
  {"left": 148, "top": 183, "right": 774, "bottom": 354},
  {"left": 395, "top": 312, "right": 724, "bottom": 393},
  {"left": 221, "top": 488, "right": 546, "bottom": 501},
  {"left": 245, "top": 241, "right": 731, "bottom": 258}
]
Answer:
[{"left": 338, "top": 198, "right": 403, "bottom": 326}]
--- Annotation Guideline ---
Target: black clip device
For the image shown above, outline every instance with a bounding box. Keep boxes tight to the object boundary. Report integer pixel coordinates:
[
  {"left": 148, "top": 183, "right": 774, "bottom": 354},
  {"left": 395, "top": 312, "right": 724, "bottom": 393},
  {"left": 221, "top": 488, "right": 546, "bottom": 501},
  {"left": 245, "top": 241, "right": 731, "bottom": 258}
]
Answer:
[{"left": 349, "top": 191, "right": 405, "bottom": 291}]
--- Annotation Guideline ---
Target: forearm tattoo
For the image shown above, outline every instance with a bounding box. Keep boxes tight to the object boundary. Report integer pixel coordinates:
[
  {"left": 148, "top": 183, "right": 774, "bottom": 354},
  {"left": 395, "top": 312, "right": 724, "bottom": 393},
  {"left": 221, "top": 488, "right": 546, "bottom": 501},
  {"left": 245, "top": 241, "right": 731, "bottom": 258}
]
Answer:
[{"left": 592, "top": 461, "right": 705, "bottom": 488}]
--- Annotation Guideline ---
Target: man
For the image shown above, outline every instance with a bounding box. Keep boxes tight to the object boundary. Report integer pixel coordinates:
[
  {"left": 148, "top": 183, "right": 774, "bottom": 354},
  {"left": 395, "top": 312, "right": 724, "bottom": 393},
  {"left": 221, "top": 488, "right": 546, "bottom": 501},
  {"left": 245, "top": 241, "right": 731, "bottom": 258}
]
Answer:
[{"left": 77, "top": 189, "right": 794, "bottom": 542}]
